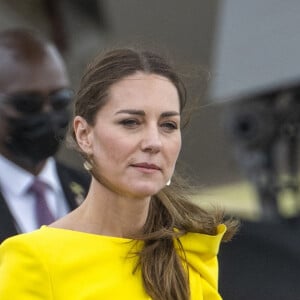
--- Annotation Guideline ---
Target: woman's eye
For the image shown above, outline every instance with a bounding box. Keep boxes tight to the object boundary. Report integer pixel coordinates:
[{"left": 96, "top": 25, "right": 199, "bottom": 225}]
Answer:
[
  {"left": 120, "top": 119, "right": 140, "bottom": 127},
  {"left": 161, "top": 121, "right": 178, "bottom": 131}
]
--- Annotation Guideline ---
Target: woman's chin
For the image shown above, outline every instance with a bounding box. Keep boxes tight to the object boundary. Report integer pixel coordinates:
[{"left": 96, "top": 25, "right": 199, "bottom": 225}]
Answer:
[{"left": 126, "top": 183, "right": 163, "bottom": 198}]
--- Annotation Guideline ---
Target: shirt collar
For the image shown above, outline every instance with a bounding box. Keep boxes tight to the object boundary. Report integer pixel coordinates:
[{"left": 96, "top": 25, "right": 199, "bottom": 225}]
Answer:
[
  {"left": 0, "top": 155, "right": 59, "bottom": 196},
  {"left": 38, "top": 157, "right": 61, "bottom": 193}
]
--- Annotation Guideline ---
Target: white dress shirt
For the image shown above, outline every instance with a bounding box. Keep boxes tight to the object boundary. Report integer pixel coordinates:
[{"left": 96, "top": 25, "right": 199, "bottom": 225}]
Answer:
[{"left": 0, "top": 155, "right": 69, "bottom": 233}]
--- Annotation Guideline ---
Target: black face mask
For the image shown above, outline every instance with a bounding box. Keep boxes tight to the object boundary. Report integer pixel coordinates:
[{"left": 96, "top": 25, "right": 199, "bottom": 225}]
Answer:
[{"left": 4, "top": 110, "right": 70, "bottom": 165}]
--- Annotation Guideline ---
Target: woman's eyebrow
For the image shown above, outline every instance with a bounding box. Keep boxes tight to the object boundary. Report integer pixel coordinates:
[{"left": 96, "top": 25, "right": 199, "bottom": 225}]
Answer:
[
  {"left": 161, "top": 111, "right": 180, "bottom": 117},
  {"left": 115, "top": 109, "right": 145, "bottom": 116},
  {"left": 115, "top": 109, "right": 180, "bottom": 117}
]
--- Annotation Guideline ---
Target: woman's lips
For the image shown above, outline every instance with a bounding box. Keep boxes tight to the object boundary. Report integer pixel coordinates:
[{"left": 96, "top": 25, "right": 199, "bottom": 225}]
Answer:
[{"left": 131, "top": 163, "right": 161, "bottom": 172}]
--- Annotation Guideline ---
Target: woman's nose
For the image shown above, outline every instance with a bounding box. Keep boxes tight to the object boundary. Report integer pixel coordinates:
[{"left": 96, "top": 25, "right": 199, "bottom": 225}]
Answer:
[{"left": 141, "top": 126, "right": 162, "bottom": 153}]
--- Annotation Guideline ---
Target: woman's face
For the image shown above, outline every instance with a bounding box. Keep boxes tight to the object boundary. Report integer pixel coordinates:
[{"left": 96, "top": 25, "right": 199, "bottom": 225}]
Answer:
[{"left": 76, "top": 72, "right": 182, "bottom": 198}]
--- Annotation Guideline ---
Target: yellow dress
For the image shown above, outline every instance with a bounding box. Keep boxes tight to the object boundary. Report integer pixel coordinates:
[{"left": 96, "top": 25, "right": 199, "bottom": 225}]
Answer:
[{"left": 0, "top": 224, "right": 226, "bottom": 299}]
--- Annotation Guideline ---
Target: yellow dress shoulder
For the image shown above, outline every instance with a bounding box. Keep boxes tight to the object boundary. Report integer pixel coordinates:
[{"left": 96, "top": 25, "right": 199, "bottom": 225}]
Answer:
[{"left": 0, "top": 225, "right": 226, "bottom": 299}]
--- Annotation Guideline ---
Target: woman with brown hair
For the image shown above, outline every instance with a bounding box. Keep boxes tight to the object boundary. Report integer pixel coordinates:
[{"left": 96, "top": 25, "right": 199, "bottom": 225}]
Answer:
[{"left": 0, "top": 48, "right": 237, "bottom": 299}]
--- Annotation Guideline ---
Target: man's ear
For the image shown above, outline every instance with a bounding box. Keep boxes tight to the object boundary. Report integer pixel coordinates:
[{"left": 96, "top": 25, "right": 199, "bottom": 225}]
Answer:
[{"left": 73, "top": 116, "right": 93, "bottom": 155}]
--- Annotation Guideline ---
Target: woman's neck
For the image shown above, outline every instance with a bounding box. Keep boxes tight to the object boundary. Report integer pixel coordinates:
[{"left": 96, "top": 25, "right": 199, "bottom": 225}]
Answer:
[{"left": 65, "top": 180, "right": 152, "bottom": 238}]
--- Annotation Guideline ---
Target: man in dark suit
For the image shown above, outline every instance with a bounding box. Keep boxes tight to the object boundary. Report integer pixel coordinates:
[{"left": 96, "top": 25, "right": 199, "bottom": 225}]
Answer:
[{"left": 0, "top": 28, "right": 90, "bottom": 243}]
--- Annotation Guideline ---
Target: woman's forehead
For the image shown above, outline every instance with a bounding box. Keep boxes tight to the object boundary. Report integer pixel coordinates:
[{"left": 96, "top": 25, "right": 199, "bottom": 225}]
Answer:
[
  {"left": 102, "top": 73, "right": 180, "bottom": 111},
  {"left": 109, "top": 72, "right": 178, "bottom": 97}
]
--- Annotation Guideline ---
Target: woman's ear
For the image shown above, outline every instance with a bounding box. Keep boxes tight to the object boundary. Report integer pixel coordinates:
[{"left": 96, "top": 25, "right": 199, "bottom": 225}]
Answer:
[{"left": 73, "top": 116, "right": 93, "bottom": 155}]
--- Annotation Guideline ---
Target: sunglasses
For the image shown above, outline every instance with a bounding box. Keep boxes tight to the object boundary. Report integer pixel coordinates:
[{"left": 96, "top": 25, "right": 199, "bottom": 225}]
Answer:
[{"left": 0, "top": 88, "right": 74, "bottom": 114}]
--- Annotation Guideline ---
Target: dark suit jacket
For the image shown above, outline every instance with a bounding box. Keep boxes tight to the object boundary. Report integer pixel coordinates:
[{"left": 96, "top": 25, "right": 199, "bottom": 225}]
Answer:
[
  {"left": 219, "top": 218, "right": 300, "bottom": 300},
  {"left": 0, "top": 160, "right": 90, "bottom": 244}
]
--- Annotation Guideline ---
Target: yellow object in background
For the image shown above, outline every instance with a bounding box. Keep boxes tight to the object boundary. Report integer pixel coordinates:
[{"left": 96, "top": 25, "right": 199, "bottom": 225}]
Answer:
[{"left": 193, "top": 180, "right": 300, "bottom": 220}]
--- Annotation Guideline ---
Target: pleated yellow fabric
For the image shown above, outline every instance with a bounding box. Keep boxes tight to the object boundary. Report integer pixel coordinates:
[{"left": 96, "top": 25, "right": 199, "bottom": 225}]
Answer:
[{"left": 0, "top": 224, "right": 226, "bottom": 299}]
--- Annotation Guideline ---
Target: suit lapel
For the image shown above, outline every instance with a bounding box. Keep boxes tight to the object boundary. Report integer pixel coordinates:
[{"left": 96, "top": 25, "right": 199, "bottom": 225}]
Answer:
[
  {"left": 0, "top": 192, "right": 18, "bottom": 243},
  {"left": 55, "top": 162, "right": 87, "bottom": 210}
]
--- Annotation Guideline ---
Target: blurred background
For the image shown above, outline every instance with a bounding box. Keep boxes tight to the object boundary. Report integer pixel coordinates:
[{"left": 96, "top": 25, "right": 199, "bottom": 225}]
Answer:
[{"left": 2, "top": 0, "right": 300, "bottom": 221}]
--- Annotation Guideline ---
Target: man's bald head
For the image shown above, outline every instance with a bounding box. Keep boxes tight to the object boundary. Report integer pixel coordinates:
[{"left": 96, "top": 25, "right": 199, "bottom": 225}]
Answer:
[
  {"left": 0, "top": 28, "right": 52, "bottom": 64},
  {"left": 0, "top": 28, "right": 69, "bottom": 93}
]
